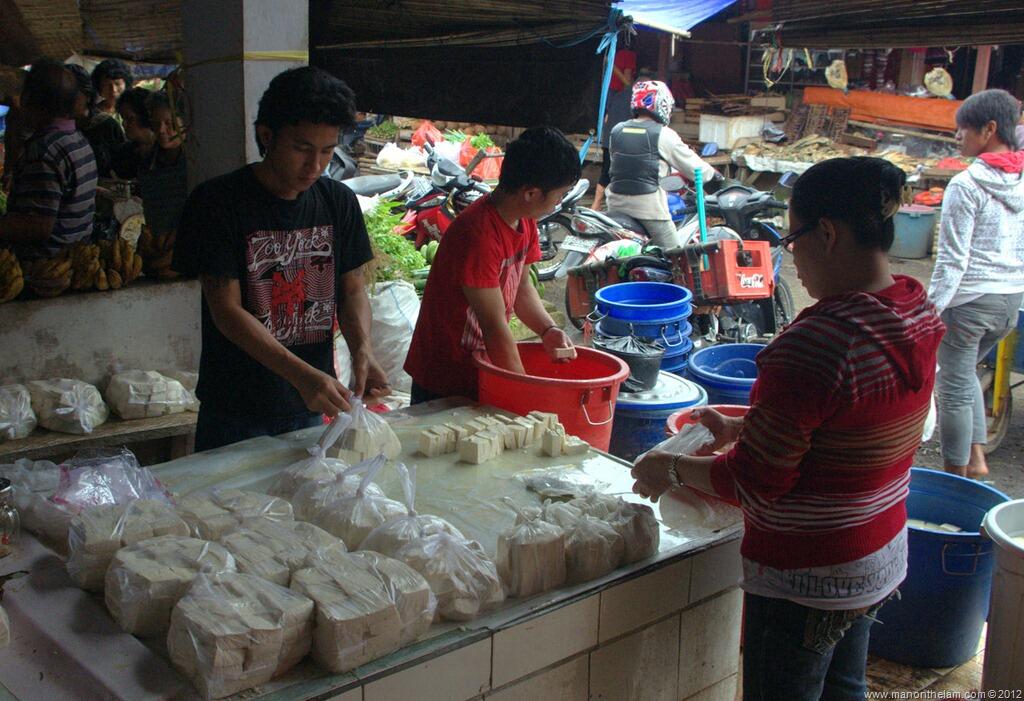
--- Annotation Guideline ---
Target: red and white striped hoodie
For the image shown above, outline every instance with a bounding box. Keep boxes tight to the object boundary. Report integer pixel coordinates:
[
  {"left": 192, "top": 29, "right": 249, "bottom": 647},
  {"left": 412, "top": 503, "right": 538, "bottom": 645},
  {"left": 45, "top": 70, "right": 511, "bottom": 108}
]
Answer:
[{"left": 709, "top": 275, "right": 944, "bottom": 571}]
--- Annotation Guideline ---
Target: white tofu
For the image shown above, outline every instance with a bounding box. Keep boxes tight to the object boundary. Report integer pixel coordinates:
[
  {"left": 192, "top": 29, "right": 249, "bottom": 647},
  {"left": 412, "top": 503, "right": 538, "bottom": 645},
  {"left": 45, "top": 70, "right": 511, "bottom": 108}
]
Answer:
[
  {"left": 497, "top": 516, "right": 567, "bottom": 598},
  {"left": 417, "top": 429, "right": 444, "bottom": 458},
  {"left": 541, "top": 429, "right": 564, "bottom": 457},
  {"left": 458, "top": 435, "right": 489, "bottom": 464},
  {"left": 562, "top": 435, "right": 589, "bottom": 456},
  {"left": 528, "top": 411, "right": 560, "bottom": 431}
]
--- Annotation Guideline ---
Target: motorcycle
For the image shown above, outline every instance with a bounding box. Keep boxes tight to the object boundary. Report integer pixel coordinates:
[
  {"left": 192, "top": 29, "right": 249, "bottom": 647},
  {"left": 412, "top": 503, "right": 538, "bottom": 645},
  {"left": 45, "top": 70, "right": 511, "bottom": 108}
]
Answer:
[{"left": 534, "top": 178, "right": 595, "bottom": 280}]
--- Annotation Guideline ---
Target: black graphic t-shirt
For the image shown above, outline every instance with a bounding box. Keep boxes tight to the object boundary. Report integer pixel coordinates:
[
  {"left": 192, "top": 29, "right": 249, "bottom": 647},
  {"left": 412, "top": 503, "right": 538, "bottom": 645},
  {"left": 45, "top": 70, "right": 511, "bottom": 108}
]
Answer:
[{"left": 173, "top": 165, "right": 373, "bottom": 418}]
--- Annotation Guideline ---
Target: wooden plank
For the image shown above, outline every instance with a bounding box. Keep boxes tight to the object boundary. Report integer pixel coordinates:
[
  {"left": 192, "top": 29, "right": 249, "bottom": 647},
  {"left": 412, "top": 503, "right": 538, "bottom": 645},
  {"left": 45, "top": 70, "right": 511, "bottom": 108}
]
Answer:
[
  {"left": 848, "top": 120, "right": 958, "bottom": 144},
  {"left": 0, "top": 413, "right": 197, "bottom": 463}
]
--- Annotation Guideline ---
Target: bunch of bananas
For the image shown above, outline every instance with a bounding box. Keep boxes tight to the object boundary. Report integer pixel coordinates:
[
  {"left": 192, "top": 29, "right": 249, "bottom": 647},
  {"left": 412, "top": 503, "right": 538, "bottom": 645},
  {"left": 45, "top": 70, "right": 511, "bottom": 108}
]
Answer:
[
  {"left": 0, "top": 249, "right": 24, "bottom": 303},
  {"left": 68, "top": 242, "right": 102, "bottom": 291},
  {"left": 137, "top": 227, "right": 178, "bottom": 279},
  {"left": 23, "top": 252, "right": 72, "bottom": 298},
  {"left": 96, "top": 238, "right": 143, "bottom": 290}
]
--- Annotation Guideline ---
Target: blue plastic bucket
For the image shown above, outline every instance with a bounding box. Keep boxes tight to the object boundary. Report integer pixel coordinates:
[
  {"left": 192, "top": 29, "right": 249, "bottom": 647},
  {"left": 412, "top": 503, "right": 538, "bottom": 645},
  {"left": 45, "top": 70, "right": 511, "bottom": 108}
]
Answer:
[
  {"left": 596, "top": 318, "right": 692, "bottom": 348},
  {"left": 595, "top": 282, "right": 693, "bottom": 323},
  {"left": 685, "top": 343, "right": 762, "bottom": 405},
  {"left": 608, "top": 372, "right": 707, "bottom": 461},
  {"left": 869, "top": 468, "right": 1011, "bottom": 667},
  {"left": 890, "top": 205, "right": 935, "bottom": 259},
  {"left": 660, "top": 335, "right": 694, "bottom": 373}
]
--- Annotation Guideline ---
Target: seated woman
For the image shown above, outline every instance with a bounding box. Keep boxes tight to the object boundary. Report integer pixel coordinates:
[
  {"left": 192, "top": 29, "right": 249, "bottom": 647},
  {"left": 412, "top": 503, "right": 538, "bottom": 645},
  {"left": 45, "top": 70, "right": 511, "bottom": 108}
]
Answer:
[
  {"left": 109, "top": 87, "right": 155, "bottom": 180},
  {"left": 137, "top": 90, "right": 187, "bottom": 239},
  {"left": 632, "top": 157, "right": 945, "bottom": 701}
]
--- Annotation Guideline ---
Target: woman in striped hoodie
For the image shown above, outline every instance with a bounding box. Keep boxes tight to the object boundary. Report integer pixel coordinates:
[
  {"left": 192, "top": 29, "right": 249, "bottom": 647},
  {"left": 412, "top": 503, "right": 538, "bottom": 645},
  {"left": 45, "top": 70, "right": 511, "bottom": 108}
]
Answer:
[{"left": 632, "top": 157, "right": 945, "bottom": 701}]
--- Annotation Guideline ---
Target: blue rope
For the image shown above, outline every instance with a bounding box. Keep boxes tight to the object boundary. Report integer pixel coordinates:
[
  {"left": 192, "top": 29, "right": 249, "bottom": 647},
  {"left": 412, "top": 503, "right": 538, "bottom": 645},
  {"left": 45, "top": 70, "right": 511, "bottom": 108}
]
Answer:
[{"left": 578, "top": 9, "right": 626, "bottom": 164}]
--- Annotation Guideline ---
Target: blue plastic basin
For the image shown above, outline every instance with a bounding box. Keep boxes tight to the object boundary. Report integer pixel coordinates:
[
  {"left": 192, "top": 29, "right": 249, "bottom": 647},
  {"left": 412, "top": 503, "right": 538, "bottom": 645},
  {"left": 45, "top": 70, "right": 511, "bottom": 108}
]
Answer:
[{"left": 685, "top": 343, "right": 763, "bottom": 405}]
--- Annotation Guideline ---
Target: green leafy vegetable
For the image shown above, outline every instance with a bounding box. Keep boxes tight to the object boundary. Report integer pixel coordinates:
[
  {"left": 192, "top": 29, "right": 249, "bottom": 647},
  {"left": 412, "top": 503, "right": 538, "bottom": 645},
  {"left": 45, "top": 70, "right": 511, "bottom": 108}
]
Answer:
[
  {"left": 470, "top": 133, "right": 494, "bottom": 149},
  {"left": 443, "top": 129, "right": 467, "bottom": 143},
  {"left": 363, "top": 200, "right": 425, "bottom": 284},
  {"left": 366, "top": 121, "right": 399, "bottom": 140}
]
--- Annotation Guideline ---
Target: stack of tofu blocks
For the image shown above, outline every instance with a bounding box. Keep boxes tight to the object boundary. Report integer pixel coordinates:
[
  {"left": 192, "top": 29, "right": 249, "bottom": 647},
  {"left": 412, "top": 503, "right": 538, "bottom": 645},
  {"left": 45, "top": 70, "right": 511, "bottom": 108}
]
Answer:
[{"left": 418, "top": 411, "right": 589, "bottom": 464}]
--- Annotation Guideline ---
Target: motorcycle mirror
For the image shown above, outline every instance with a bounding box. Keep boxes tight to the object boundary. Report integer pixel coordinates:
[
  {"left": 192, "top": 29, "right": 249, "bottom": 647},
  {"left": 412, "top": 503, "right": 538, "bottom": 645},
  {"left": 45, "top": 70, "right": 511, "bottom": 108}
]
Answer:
[
  {"left": 700, "top": 143, "right": 719, "bottom": 157},
  {"left": 778, "top": 171, "right": 799, "bottom": 189},
  {"left": 660, "top": 175, "right": 686, "bottom": 192}
]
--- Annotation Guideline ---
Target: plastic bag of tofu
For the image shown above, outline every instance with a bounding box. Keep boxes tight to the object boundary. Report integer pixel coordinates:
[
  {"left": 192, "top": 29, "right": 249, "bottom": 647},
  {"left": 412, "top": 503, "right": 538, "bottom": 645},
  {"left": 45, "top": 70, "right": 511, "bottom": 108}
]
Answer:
[
  {"left": 333, "top": 398, "right": 401, "bottom": 463},
  {"left": 496, "top": 498, "right": 566, "bottom": 598},
  {"left": 290, "top": 454, "right": 385, "bottom": 521},
  {"left": 564, "top": 515, "right": 625, "bottom": 585},
  {"left": 105, "top": 370, "right": 192, "bottom": 420},
  {"left": 168, "top": 571, "right": 315, "bottom": 700},
  {"left": 608, "top": 501, "right": 660, "bottom": 564},
  {"left": 54, "top": 448, "right": 173, "bottom": 514},
  {"left": 28, "top": 378, "right": 109, "bottom": 434},
  {"left": 177, "top": 489, "right": 294, "bottom": 541},
  {"left": 290, "top": 547, "right": 434, "bottom": 673},
  {"left": 0, "top": 384, "right": 37, "bottom": 441},
  {"left": 361, "top": 464, "right": 464, "bottom": 556},
  {"left": 268, "top": 414, "right": 354, "bottom": 501},
  {"left": 0, "top": 458, "right": 70, "bottom": 547},
  {"left": 67, "top": 498, "right": 190, "bottom": 591},
  {"left": 162, "top": 369, "right": 200, "bottom": 412},
  {"left": 393, "top": 531, "right": 504, "bottom": 622},
  {"left": 312, "top": 457, "right": 407, "bottom": 550},
  {"left": 218, "top": 517, "right": 344, "bottom": 587}
]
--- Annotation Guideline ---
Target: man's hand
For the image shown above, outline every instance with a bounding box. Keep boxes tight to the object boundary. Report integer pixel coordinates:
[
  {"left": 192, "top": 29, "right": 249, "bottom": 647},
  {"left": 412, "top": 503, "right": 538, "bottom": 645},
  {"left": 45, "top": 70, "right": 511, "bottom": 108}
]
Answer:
[
  {"left": 541, "top": 326, "right": 576, "bottom": 362},
  {"left": 351, "top": 349, "right": 391, "bottom": 404},
  {"left": 296, "top": 366, "right": 352, "bottom": 417}
]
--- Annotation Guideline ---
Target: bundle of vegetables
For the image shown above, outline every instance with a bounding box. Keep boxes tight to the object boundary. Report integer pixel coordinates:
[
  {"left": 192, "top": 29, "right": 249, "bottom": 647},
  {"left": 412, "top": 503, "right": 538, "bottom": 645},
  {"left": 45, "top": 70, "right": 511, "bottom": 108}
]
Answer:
[
  {"left": 470, "top": 133, "right": 495, "bottom": 150},
  {"left": 443, "top": 129, "right": 467, "bottom": 143},
  {"left": 366, "top": 121, "right": 399, "bottom": 140},
  {"left": 363, "top": 201, "right": 426, "bottom": 284}
]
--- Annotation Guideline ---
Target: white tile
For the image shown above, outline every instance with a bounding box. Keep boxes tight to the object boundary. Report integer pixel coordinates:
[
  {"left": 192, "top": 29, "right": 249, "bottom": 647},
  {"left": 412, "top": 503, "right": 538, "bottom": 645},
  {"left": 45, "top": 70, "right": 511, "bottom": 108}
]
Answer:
[
  {"left": 688, "top": 539, "right": 742, "bottom": 604},
  {"left": 598, "top": 559, "right": 691, "bottom": 642},
  {"left": 589, "top": 615, "right": 681, "bottom": 701},
  {"left": 492, "top": 596, "right": 599, "bottom": 687},
  {"left": 324, "top": 688, "right": 362, "bottom": 701},
  {"left": 678, "top": 589, "right": 742, "bottom": 699},
  {"left": 486, "top": 656, "right": 588, "bottom": 701},
  {"left": 684, "top": 674, "right": 738, "bottom": 701},
  {"left": 363, "top": 639, "right": 491, "bottom": 701}
]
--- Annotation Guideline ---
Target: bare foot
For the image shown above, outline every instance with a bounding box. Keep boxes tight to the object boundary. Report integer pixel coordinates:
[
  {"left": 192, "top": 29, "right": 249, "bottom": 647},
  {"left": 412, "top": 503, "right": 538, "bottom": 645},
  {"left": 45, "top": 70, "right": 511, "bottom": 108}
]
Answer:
[
  {"left": 967, "top": 444, "right": 989, "bottom": 478},
  {"left": 944, "top": 464, "right": 968, "bottom": 478}
]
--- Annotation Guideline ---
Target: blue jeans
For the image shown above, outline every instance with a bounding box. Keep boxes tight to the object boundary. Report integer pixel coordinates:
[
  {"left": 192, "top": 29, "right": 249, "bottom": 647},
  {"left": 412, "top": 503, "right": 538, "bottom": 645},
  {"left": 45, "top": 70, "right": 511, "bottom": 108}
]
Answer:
[
  {"left": 742, "top": 593, "right": 882, "bottom": 701},
  {"left": 194, "top": 408, "right": 323, "bottom": 452}
]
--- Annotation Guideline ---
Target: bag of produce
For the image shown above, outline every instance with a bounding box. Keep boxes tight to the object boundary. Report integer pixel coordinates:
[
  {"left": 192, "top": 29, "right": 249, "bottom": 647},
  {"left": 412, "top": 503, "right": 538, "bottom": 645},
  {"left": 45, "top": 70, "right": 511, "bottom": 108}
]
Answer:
[
  {"left": 218, "top": 517, "right": 343, "bottom": 587},
  {"left": 106, "top": 370, "right": 192, "bottom": 419},
  {"left": 311, "top": 457, "right": 407, "bottom": 550},
  {"left": 0, "top": 384, "right": 36, "bottom": 441},
  {"left": 67, "top": 499, "right": 190, "bottom": 591},
  {"left": 168, "top": 572, "right": 314, "bottom": 700},
  {"left": 290, "top": 548, "right": 434, "bottom": 672},
  {"left": 410, "top": 119, "right": 443, "bottom": 148},
  {"left": 28, "top": 378, "right": 108, "bottom": 434},
  {"left": 177, "top": 489, "right": 293, "bottom": 541},
  {"left": 496, "top": 498, "right": 566, "bottom": 598},
  {"left": 608, "top": 501, "right": 660, "bottom": 564},
  {"left": 289, "top": 454, "right": 385, "bottom": 521},
  {"left": 53, "top": 448, "right": 172, "bottom": 514},
  {"left": 368, "top": 281, "right": 419, "bottom": 394},
  {"left": 0, "top": 458, "right": 66, "bottom": 545},
  {"left": 333, "top": 398, "right": 402, "bottom": 463},
  {"left": 471, "top": 145, "right": 503, "bottom": 180},
  {"left": 540, "top": 499, "right": 583, "bottom": 529},
  {"left": 566, "top": 492, "right": 623, "bottom": 520},
  {"left": 361, "top": 464, "right": 463, "bottom": 556},
  {"left": 393, "top": 531, "right": 504, "bottom": 621},
  {"left": 268, "top": 414, "right": 353, "bottom": 501},
  {"left": 564, "top": 515, "right": 624, "bottom": 585}
]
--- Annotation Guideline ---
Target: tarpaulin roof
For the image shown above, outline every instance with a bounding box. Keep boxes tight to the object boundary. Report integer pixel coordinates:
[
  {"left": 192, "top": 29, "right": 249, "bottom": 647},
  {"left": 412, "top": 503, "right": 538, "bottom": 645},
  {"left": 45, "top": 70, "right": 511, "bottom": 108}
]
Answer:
[{"left": 616, "top": 0, "right": 738, "bottom": 36}]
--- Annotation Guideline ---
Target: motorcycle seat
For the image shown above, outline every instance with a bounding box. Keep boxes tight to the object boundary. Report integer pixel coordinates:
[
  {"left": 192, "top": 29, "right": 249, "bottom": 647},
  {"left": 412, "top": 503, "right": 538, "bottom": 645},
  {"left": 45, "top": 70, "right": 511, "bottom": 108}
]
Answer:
[
  {"left": 342, "top": 173, "right": 405, "bottom": 197},
  {"left": 605, "top": 211, "right": 648, "bottom": 236}
]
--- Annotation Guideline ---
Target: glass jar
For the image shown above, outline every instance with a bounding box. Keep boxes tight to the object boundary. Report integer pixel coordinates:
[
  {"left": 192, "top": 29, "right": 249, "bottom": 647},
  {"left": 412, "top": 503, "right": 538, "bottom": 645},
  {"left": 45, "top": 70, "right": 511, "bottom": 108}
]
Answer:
[{"left": 0, "top": 478, "right": 20, "bottom": 551}]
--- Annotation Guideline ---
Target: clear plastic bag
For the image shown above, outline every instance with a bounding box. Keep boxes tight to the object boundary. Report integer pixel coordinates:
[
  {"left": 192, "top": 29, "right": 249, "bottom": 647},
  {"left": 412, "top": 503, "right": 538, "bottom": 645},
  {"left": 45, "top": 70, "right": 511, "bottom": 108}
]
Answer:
[
  {"left": 28, "top": 378, "right": 109, "bottom": 434},
  {"left": 393, "top": 531, "right": 504, "bottom": 622},
  {"left": 496, "top": 498, "right": 566, "bottom": 598},
  {"left": 565, "top": 515, "right": 625, "bottom": 585},
  {"left": 218, "top": 517, "right": 344, "bottom": 587},
  {"left": 0, "top": 384, "right": 36, "bottom": 441},
  {"left": 333, "top": 398, "right": 402, "bottom": 463},
  {"left": 53, "top": 448, "right": 172, "bottom": 513},
  {"left": 105, "top": 534, "right": 237, "bottom": 636},
  {"left": 163, "top": 369, "right": 200, "bottom": 412},
  {"left": 361, "top": 464, "right": 464, "bottom": 556},
  {"left": 515, "top": 467, "right": 609, "bottom": 501},
  {"left": 290, "top": 454, "right": 386, "bottom": 522},
  {"left": 312, "top": 457, "right": 407, "bottom": 550},
  {"left": 540, "top": 499, "right": 584, "bottom": 529},
  {"left": 369, "top": 282, "right": 419, "bottom": 394},
  {"left": 268, "top": 415, "right": 354, "bottom": 501},
  {"left": 0, "top": 458, "right": 68, "bottom": 545},
  {"left": 566, "top": 492, "right": 623, "bottom": 520},
  {"left": 105, "top": 370, "right": 192, "bottom": 420},
  {"left": 289, "top": 547, "right": 434, "bottom": 673},
  {"left": 177, "top": 489, "right": 294, "bottom": 541},
  {"left": 608, "top": 502, "right": 660, "bottom": 564},
  {"left": 167, "top": 571, "right": 315, "bottom": 700},
  {"left": 67, "top": 498, "right": 190, "bottom": 591}
]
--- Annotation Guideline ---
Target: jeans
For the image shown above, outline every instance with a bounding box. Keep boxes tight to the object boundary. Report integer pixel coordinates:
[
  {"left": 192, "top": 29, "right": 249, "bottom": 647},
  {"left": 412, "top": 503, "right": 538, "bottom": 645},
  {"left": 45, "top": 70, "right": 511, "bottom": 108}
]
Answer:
[
  {"left": 638, "top": 218, "right": 681, "bottom": 249},
  {"left": 194, "top": 407, "right": 323, "bottom": 452},
  {"left": 743, "top": 593, "right": 884, "bottom": 701},
  {"left": 936, "top": 293, "right": 1023, "bottom": 465}
]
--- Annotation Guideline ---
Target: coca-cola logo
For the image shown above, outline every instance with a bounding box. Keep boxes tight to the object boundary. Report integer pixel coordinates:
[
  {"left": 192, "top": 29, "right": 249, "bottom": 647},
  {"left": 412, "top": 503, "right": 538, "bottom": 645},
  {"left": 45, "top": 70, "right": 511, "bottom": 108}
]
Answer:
[
  {"left": 738, "top": 273, "right": 765, "bottom": 289},
  {"left": 247, "top": 226, "right": 333, "bottom": 277}
]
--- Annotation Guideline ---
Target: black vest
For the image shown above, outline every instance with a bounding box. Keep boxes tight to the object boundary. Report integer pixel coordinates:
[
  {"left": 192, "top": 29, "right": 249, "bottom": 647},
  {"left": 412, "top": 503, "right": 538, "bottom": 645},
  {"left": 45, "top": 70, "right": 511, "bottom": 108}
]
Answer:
[{"left": 608, "top": 119, "right": 661, "bottom": 196}]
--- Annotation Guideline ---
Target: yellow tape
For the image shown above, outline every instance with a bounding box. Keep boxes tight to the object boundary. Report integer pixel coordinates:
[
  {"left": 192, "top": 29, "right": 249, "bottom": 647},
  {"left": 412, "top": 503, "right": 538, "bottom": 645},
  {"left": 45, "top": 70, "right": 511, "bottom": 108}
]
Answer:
[{"left": 179, "top": 50, "right": 309, "bottom": 70}]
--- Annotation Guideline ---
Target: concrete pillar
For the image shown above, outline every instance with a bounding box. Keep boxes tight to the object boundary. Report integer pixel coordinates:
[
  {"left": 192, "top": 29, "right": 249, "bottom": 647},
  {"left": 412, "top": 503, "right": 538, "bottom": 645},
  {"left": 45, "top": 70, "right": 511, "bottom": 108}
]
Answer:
[
  {"left": 972, "top": 46, "right": 993, "bottom": 95},
  {"left": 181, "top": 0, "right": 308, "bottom": 190}
]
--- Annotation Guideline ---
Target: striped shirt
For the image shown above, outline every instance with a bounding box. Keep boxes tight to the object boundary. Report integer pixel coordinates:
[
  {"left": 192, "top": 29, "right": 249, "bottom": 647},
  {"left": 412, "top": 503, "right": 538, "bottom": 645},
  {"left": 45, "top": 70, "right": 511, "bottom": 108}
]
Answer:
[
  {"left": 8, "top": 119, "right": 97, "bottom": 259},
  {"left": 709, "top": 276, "right": 944, "bottom": 605}
]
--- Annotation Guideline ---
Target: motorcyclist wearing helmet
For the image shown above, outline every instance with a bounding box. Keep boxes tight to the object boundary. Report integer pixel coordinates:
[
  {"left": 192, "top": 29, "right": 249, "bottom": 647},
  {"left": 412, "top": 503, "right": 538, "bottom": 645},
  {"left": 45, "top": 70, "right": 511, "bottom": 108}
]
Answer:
[{"left": 607, "top": 80, "right": 721, "bottom": 248}]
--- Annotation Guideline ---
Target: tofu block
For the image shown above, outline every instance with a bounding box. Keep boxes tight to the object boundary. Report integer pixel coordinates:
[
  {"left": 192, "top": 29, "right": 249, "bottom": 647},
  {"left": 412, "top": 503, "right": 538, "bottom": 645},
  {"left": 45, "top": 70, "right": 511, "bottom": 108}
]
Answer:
[
  {"left": 105, "top": 535, "right": 237, "bottom": 636},
  {"left": 541, "top": 429, "right": 564, "bottom": 457},
  {"left": 443, "top": 422, "right": 471, "bottom": 442},
  {"left": 313, "top": 490, "right": 408, "bottom": 551},
  {"left": 528, "top": 411, "right": 561, "bottom": 431},
  {"left": 608, "top": 502, "right": 660, "bottom": 564},
  {"left": 564, "top": 516, "right": 625, "bottom": 585},
  {"left": 167, "top": 571, "right": 314, "bottom": 699},
  {"left": 512, "top": 417, "right": 542, "bottom": 446},
  {"left": 219, "top": 517, "right": 344, "bottom": 587},
  {"left": 552, "top": 346, "right": 576, "bottom": 360},
  {"left": 332, "top": 417, "right": 402, "bottom": 462},
  {"left": 497, "top": 515, "right": 567, "bottom": 599},
  {"left": 562, "top": 434, "right": 589, "bottom": 456},
  {"left": 417, "top": 429, "right": 444, "bottom": 458},
  {"left": 458, "top": 435, "right": 489, "bottom": 464},
  {"left": 267, "top": 454, "right": 352, "bottom": 500},
  {"left": 178, "top": 490, "right": 293, "bottom": 541}
]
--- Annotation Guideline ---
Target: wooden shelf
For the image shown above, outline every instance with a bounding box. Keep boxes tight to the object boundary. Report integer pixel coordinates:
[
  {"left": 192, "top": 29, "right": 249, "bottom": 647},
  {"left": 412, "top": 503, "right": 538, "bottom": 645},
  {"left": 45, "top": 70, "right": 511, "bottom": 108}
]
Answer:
[{"left": 0, "top": 412, "right": 197, "bottom": 463}]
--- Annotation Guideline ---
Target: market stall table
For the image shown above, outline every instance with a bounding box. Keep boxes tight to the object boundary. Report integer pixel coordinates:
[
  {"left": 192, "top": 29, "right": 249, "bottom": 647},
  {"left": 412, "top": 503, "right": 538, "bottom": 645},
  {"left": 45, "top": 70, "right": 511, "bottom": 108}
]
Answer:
[{"left": 0, "top": 399, "right": 744, "bottom": 701}]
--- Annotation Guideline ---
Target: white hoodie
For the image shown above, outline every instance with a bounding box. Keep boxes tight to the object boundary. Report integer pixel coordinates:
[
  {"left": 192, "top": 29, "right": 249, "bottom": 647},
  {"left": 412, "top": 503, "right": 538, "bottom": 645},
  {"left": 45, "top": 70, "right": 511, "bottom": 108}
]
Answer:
[{"left": 928, "top": 158, "right": 1024, "bottom": 313}]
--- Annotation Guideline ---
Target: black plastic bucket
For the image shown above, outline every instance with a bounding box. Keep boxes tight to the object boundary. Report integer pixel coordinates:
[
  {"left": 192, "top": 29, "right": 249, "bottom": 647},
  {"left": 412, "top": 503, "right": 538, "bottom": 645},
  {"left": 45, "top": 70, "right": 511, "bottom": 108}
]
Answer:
[{"left": 592, "top": 335, "right": 665, "bottom": 392}]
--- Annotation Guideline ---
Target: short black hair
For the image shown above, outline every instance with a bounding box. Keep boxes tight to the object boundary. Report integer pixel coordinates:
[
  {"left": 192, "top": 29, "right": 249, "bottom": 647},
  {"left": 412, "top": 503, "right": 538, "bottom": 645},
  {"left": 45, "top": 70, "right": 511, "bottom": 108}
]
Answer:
[
  {"left": 65, "top": 64, "right": 93, "bottom": 101},
  {"left": 145, "top": 89, "right": 175, "bottom": 117},
  {"left": 498, "top": 126, "right": 581, "bottom": 193},
  {"left": 22, "top": 58, "right": 79, "bottom": 119},
  {"left": 956, "top": 89, "right": 1021, "bottom": 149},
  {"left": 91, "top": 59, "right": 133, "bottom": 94},
  {"left": 791, "top": 157, "right": 907, "bottom": 252},
  {"left": 254, "top": 66, "right": 356, "bottom": 156},
  {"left": 117, "top": 87, "right": 152, "bottom": 129}
]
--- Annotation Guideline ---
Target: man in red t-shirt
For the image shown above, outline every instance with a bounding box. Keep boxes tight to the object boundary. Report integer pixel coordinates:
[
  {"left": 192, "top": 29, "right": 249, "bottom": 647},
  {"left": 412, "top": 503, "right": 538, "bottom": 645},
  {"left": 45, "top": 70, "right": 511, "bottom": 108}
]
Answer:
[{"left": 404, "top": 127, "right": 581, "bottom": 402}]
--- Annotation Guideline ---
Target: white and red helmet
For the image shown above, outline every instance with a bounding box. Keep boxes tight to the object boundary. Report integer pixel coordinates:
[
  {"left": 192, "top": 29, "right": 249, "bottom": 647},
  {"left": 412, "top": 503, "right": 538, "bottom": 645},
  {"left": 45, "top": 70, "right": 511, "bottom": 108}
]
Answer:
[{"left": 630, "top": 80, "right": 674, "bottom": 125}]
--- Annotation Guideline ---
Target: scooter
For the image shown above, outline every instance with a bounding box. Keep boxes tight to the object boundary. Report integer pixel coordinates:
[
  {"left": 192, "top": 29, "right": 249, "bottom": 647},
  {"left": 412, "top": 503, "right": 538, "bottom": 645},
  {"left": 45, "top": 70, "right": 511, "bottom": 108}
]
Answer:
[{"left": 535, "top": 178, "right": 594, "bottom": 280}]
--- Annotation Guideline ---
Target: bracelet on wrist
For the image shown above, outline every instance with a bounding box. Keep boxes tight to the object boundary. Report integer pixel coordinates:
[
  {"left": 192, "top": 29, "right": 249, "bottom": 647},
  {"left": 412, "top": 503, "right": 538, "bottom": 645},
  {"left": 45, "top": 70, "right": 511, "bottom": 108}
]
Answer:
[{"left": 541, "top": 324, "right": 559, "bottom": 338}]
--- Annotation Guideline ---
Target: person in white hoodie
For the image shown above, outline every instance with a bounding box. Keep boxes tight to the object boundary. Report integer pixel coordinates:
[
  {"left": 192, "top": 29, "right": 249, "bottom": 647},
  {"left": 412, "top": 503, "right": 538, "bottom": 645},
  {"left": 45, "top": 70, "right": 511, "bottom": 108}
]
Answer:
[{"left": 929, "top": 89, "right": 1024, "bottom": 478}]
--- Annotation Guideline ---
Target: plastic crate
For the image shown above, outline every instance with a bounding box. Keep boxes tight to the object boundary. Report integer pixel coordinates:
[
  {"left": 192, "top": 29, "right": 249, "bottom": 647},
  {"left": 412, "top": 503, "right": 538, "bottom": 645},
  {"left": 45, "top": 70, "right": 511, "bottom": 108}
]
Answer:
[
  {"left": 698, "top": 114, "right": 765, "bottom": 149},
  {"left": 667, "top": 239, "right": 775, "bottom": 304}
]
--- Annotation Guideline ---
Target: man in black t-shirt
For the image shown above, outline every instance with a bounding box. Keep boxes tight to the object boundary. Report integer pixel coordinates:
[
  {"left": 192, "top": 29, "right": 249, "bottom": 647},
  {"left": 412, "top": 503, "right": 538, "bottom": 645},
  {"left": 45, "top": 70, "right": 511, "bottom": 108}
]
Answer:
[{"left": 173, "top": 67, "right": 389, "bottom": 451}]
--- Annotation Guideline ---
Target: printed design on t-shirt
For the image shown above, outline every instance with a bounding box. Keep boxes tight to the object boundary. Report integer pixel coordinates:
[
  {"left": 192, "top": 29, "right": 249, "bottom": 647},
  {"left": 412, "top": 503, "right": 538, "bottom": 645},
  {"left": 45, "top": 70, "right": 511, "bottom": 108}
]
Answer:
[
  {"left": 461, "top": 249, "right": 527, "bottom": 352},
  {"left": 246, "top": 226, "right": 335, "bottom": 346}
]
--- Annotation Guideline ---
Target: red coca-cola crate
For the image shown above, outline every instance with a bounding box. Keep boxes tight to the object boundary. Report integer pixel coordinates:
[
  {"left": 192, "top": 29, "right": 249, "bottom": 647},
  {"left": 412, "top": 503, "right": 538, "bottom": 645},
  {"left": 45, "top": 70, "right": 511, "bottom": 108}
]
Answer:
[{"left": 667, "top": 239, "right": 774, "bottom": 304}]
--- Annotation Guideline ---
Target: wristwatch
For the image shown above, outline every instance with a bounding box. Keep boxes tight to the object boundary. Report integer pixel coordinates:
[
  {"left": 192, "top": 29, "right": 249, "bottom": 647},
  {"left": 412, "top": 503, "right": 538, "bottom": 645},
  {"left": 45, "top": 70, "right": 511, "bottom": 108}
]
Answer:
[{"left": 667, "top": 454, "right": 683, "bottom": 489}]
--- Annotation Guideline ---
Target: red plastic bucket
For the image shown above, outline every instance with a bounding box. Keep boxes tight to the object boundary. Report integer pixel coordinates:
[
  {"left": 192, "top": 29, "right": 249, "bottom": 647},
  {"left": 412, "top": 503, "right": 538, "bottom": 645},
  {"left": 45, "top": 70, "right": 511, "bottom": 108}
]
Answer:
[
  {"left": 666, "top": 404, "right": 749, "bottom": 436},
  {"left": 473, "top": 342, "right": 629, "bottom": 451}
]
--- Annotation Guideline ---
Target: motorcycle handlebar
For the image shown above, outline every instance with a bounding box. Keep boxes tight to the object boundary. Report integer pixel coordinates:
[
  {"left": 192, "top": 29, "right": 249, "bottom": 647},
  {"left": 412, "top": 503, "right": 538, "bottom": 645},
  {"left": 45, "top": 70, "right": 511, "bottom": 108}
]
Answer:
[{"left": 766, "top": 199, "right": 789, "bottom": 210}]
